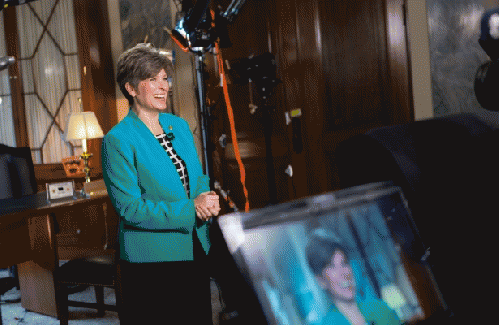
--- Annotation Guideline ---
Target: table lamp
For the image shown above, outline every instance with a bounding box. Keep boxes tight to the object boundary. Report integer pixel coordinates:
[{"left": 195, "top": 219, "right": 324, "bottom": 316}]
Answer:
[{"left": 65, "top": 112, "right": 104, "bottom": 182}]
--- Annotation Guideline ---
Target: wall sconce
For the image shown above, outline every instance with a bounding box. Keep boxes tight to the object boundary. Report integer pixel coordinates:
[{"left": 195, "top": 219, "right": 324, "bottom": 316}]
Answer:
[{"left": 65, "top": 112, "right": 104, "bottom": 182}]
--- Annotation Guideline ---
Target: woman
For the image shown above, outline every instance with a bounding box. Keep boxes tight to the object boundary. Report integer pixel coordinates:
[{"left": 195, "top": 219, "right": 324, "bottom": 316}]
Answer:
[
  {"left": 306, "top": 236, "right": 400, "bottom": 325},
  {"left": 101, "top": 43, "right": 220, "bottom": 324}
]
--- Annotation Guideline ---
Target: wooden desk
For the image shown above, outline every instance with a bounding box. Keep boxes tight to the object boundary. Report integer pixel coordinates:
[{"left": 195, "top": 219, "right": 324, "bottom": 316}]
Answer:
[{"left": 0, "top": 192, "right": 118, "bottom": 319}]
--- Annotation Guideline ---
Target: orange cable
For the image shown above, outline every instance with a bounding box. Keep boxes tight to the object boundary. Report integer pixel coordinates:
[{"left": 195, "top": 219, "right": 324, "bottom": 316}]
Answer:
[{"left": 215, "top": 41, "right": 250, "bottom": 212}]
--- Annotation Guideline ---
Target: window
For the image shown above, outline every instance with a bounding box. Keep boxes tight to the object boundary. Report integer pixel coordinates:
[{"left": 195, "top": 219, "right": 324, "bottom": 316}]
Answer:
[
  {"left": 0, "top": 11, "right": 16, "bottom": 147},
  {"left": 1, "top": 0, "right": 83, "bottom": 163}
]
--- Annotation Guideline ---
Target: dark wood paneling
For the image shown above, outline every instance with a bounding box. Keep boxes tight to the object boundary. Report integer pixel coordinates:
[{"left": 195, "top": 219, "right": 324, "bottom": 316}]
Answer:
[
  {"left": 269, "top": 0, "right": 311, "bottom": 199},
  {"left": 291, "top": 0, "right": 330, "bottom": 196},
  {"left": 207, "top": 0, "right": 413, "bottom": 209},
  {"left": 386, "top": 0, "right": 413, "bottom": 124},
  {"left": 320, "top": 0, "right": 389, "bottom": 128},
  {"left": 73, "top": 0, "right": 118, "bottom": 169},
  {"left": 206, "top": 0, "right": 295, "bottom": 210},
  {"left": 316, "top": 0, "right": 412, "bottom": 191}
]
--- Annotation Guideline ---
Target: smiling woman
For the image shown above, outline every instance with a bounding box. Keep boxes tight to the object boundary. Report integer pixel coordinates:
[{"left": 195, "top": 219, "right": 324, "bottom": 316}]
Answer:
[
  {"left": 102, "top": 43, "right": 220, "bottom": 324},
  {"left": 126, "top": 69, "right": 171, "bottom": 117}
]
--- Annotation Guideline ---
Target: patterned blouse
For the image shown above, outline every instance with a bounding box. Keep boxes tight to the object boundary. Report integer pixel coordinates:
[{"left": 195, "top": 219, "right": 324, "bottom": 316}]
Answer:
[{"left": 155, "top": 133, "right": 190, "bottom": 198}]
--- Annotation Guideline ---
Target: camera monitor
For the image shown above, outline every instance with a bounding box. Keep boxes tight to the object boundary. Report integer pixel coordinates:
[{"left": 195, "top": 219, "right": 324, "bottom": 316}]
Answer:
[{"left": 217, "top": 182, "right": 448, "bottom": 325}]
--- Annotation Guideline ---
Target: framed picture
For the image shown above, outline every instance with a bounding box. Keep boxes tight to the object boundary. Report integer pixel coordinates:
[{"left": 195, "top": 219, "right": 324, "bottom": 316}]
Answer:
[{"left": 46, "top": 181, "right": 75, "bottom": 201}]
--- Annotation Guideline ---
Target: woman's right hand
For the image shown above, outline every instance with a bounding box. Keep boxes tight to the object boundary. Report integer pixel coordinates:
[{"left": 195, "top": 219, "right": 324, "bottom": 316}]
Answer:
[{"left": 194, "top": 191, "right": 220, "bottom": 221}]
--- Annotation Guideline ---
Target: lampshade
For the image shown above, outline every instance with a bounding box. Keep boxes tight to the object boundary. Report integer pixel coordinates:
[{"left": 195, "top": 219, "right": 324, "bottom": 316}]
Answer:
[
  {"left": 381, "top": 284, "right": 407, "bottom": 310},
  {"left": 65, "top": 112, "right": 104, "bottom": 141}
]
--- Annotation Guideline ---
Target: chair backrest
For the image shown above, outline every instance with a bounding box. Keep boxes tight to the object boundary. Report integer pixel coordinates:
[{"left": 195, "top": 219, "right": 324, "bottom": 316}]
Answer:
[
  {"left": 334, "top": 113, "right": 499, "bottom": 316},
  {"left": 0, "top": 144, "right": 37, "bottom": 200},
  {"left": 336, "top": 113, "right": 494, "bottom": 199},
  {"left": 335, "top": 112, "right": 495, "bottom": 251}
]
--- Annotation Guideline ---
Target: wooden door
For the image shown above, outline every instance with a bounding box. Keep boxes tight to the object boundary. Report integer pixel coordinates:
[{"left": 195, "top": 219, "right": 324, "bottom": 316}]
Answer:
[
  {"left": 205, "top": 0, "right": 294, "bottom": 211},
  {"left": 206, "top": 0, "right": 412, "bottom": 211}
]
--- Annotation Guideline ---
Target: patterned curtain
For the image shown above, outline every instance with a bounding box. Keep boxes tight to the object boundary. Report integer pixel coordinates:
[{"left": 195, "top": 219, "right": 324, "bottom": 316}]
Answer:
[
  {"left": 0, "top": 11, "right": 17, "bottom": 148},
  {"left": 16, "top": 0, "right": 82, "bottom": 163}
]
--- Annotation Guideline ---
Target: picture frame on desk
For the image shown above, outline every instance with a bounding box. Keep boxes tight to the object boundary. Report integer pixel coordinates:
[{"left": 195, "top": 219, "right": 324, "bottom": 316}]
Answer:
[{"left": 46, "top": 180, "right": 76, "bottom": 202}]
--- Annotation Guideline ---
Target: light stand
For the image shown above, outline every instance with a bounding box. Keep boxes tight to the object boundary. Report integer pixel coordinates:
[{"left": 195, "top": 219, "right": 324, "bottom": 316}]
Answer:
[
  {"left": 194, "top": 54, "right": 212, "bottom": 176},
  {"left": 233, "top": 53, "right": 282, "bottom": 205},
  {"left": 169, "top": 0, "right": 248, "bottom": 178}
]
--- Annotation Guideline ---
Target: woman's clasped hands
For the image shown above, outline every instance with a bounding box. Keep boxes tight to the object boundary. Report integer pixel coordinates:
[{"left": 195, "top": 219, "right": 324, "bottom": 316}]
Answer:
[{"left": 194, "top": 191, "right": 221, "bottom": 221}]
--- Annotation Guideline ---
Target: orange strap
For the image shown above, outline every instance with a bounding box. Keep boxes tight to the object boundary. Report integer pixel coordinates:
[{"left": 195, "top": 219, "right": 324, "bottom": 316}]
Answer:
[
  {"left": 215, "top": 42, "right": 250, "bottom": 212},
  {"left": 171, "top": 36, "right": 190, "bottom": 53}
]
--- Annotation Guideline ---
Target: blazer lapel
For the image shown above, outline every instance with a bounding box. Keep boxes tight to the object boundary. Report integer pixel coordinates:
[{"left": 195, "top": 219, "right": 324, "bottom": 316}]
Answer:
[{"left": 127, "top": 110, "right": 187, "bottom": 198}]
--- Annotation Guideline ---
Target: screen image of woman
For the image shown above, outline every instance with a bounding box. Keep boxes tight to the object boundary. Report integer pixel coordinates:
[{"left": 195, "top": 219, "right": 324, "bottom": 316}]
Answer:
[{"left": 306, "top": 236, "right": 401, "bottom": 325}]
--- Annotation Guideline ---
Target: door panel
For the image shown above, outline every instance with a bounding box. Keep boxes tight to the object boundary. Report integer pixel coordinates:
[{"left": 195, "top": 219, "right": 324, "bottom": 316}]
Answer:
[{"left": 208, "top": 0, "right": 412, "bottom": 209}]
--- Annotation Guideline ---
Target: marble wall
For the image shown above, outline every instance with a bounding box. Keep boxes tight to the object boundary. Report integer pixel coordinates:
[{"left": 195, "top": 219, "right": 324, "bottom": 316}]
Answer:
[
  {"left": 427, "top": 0, "right": 499, "bottom": 118},
  {"left": 119, "top": 0, "right": 174, "bottom": 51}
]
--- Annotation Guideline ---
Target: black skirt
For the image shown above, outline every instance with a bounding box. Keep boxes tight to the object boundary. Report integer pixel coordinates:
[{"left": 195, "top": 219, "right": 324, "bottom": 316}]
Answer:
[{"left": 117, "top": 233, "right": 212, "bottom": 324}]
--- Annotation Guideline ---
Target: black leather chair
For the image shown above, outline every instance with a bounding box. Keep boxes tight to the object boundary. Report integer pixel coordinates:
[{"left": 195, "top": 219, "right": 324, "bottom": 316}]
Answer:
[
  {"left": 0, "top": 144, "right": 37, "bottom": 199},
  {"left": 55, "top": 253, "right": 118, "bottom": 325},
  {"left": 335, "top": 113, "right": 499, "bottom": 321}
]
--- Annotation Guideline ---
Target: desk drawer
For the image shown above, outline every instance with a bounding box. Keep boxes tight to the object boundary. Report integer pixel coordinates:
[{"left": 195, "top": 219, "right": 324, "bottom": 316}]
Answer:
[{"left": 54, "top": 199, "right": 118, "bottom": 259}]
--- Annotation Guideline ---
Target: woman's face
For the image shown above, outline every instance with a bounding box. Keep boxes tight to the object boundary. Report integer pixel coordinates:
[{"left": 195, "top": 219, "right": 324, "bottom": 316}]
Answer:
[
  {"left": 319, "top": 250, "right": 356, "bottom": 303},
  {"left": 126, "top": 69, "right": 170, "bottom": 113}
]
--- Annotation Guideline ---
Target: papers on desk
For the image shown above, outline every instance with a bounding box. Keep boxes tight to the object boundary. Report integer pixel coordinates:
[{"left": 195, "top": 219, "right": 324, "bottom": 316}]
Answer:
[
  {"left": 86, "top": 189, "right": 108, "bottom": 197},
  {"left": 83, "top": 179, "right": 108, "bottom": 197}
]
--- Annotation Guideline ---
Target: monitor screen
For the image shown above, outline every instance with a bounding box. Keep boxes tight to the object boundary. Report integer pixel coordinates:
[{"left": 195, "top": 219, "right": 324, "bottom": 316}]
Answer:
[{"left": 218, "top": 183, "right": 447, "bottom": 325}]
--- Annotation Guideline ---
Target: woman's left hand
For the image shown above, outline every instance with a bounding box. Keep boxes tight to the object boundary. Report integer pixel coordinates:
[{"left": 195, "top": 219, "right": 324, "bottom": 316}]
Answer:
[{"left": 194, "top": 191, "right": 221, "bottom": 221}]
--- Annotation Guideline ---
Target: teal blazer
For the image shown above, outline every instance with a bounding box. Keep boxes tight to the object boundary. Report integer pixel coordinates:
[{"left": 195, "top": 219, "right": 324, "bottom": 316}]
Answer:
[
  {"left": 101, "top": 110, "right": 211, "bottom": 263},
  {"left": 321, "top": 299, "right": 400, "bottom": 325}
]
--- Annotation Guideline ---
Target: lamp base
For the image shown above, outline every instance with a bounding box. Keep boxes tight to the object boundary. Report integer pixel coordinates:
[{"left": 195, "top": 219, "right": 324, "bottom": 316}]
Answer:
[{"left": 80, "top": 151, "right": 93, "bottom": 183}]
